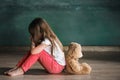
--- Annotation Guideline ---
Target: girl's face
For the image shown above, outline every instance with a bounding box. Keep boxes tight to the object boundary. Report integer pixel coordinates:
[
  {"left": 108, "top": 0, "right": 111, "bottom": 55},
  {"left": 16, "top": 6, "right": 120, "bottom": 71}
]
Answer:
[{"left": 29, "top": 25, "right": 43, "bottom": 45}]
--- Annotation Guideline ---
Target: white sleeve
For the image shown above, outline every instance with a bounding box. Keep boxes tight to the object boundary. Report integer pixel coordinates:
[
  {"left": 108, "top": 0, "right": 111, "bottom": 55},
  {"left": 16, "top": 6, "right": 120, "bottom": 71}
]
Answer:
[{"left": 41, "top": 38, "right": 51, "bottom": 45}]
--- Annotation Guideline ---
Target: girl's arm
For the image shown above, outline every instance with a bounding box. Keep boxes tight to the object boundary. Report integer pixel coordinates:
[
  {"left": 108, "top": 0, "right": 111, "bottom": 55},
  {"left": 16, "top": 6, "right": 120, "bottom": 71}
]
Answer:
[
  {"left": 30, "top": 37, "right": 49, "bottom": 54},
  {"left": 31, "top": 43, "right": 48, "bottom": 54},
  {"left": 31, "top": 37, "right": 49, "bottom": 54}
]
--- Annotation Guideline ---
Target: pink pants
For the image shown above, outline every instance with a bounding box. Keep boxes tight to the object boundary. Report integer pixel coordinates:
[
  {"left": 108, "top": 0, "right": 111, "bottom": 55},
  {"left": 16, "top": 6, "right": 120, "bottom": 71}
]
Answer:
[{"left": 16, "top": 50, "right": 64, "bottom": 74}]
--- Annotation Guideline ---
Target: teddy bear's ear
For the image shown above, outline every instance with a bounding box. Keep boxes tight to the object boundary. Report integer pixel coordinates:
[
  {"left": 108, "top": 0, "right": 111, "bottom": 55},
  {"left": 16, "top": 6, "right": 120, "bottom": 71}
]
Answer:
[
  {"left": 67, "top": 44, "right": 76, "bottom": 58},
  {"left": 70, "top": 42, "right": 75, "bottom": 44},
  {"left": 69, "top": 42, "right": 77, "bottom": 48}
]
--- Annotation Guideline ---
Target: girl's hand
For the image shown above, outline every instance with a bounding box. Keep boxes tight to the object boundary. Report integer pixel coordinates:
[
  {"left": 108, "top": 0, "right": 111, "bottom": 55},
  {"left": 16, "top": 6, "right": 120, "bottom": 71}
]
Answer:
[
  {"left": 31, "top": 41, "right": 35, "bottom": 49},
  {"left": 30, "top": 36, "right": 35, "bottom": 49}
]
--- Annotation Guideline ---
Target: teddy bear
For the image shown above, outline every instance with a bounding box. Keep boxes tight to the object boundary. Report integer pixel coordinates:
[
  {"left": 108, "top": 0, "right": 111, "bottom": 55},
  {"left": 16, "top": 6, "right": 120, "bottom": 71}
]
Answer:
[{"left": 65, "top": 42, "right": 92, "bottom": 75}]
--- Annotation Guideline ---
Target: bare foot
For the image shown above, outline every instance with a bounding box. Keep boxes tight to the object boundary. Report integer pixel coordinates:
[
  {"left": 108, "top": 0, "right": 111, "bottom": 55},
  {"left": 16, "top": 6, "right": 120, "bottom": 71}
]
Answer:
[
  {"left": 7, "top": 67, "right": 24, "bottom": 76},
  {"left": 4, "top": 66, "right": 18, "bottom": 75}
]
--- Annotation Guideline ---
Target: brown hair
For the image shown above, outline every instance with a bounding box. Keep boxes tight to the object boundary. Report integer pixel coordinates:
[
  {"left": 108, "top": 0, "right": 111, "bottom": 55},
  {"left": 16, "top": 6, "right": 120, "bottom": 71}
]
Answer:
[{"left": 28, "top": 17, "right": 63, "bottom": 55}]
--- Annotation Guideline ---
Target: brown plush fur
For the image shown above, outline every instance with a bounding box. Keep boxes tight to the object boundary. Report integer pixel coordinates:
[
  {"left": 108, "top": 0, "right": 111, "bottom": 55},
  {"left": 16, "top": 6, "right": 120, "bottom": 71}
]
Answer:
[{"left": 65, "top": 42, "right": 92, "bottom": 74}]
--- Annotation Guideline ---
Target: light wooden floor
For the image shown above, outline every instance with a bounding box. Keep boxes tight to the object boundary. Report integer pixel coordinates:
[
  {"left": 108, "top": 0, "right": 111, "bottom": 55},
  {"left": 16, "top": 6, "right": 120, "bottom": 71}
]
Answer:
[{"left": 0, "top": 51, "right": 120, "bottom": 80}]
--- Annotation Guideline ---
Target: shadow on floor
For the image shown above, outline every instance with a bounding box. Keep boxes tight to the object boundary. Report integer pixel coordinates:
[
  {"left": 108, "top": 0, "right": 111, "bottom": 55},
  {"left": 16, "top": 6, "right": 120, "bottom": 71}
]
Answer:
[
  {"left": 0, "top": 67, "right": 69, "bottom": 76},
  {"left": 0, "top": 67, "right": 49, "bottom": 75},
  {"left": 25, "top": 69, "right": 49, "bottom": 75},
  {"left": 0, "top": 67, "right": 11, "bottom": 75}
]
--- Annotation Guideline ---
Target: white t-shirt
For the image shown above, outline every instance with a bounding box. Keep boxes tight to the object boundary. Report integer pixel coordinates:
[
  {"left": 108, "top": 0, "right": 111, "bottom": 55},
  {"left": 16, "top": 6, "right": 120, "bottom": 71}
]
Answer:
[{"left": 41, "top": 38, "right": 66, "bottom": 66}]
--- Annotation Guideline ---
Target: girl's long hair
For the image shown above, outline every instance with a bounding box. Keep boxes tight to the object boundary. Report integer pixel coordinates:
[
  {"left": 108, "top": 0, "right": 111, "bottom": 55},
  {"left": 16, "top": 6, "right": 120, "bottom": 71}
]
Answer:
[{"left": 28, "top": 18, "right": 63, "bottom": 55}]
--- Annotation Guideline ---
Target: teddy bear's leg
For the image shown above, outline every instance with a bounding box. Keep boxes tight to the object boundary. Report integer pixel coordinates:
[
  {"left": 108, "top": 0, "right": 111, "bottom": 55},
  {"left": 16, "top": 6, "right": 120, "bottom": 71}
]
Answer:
[{"left": 80, "top": 63, "right": 92, "bottom": 74}]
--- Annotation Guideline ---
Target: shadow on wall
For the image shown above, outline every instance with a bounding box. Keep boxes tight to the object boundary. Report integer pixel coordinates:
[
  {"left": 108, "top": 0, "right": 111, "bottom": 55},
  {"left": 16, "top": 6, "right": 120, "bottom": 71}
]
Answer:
[{"left": 82, "top": 51, "right": 120, "bottom": 62}]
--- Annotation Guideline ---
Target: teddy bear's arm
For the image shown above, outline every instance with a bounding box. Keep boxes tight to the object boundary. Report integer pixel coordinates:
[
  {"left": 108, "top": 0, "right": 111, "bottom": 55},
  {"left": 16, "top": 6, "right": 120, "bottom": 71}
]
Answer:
[{"left": 69, "top": 59, "right": 81, "bottom": 72}]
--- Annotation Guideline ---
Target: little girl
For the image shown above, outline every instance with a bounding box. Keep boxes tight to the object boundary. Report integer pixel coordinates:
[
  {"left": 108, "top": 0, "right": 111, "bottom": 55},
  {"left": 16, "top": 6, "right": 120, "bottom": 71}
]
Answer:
[{"left": 4, "top": 17, "right": 66, "bottom": 76}]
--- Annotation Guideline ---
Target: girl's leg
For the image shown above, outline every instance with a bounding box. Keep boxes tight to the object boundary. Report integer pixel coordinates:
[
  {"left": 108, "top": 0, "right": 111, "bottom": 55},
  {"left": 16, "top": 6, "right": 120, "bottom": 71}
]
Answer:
[
  {"left": 21, "top": 53, "right": 40, "bottom": 72},
  {"left": 7, "top": 52, "right": 40, "bottom": 76},
  {"left": 7, "top": 50, "right": 64, "bottom": 76},
  {"left": 16, "top": 51, "right": 31, "bottom": 67},
  {"left": 4, "top": 51, "right": 31, "bottom": 74},
  {"left": 38, "top": 50, "right": 65, "bottom": 74}
]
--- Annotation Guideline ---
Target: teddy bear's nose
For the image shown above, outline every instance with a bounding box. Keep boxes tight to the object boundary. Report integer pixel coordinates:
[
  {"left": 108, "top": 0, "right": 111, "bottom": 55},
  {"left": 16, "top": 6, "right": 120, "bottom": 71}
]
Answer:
[{"left": 79, "top": 52, "right": 83, "bottom": 58}]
